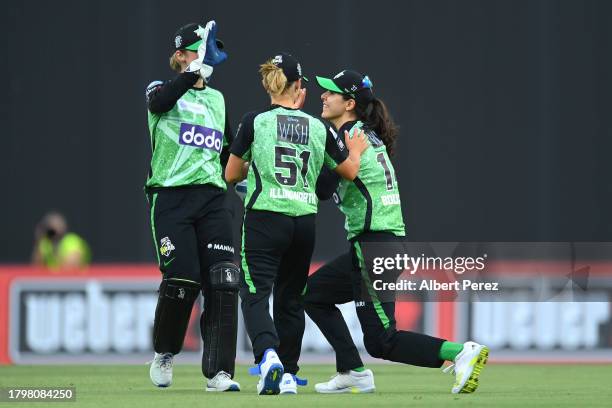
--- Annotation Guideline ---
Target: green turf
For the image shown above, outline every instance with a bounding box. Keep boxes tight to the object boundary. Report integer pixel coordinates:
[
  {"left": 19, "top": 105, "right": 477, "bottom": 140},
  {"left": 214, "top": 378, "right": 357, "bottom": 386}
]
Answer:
[{"left": 0, "top": 364, "right": 611, "bottom": 407}]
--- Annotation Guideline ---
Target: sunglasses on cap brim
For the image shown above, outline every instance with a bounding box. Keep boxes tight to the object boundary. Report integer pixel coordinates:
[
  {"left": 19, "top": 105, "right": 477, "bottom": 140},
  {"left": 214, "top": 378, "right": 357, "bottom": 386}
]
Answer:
[
  {"left": 345, "top": 76, "right": 373, "bottom": 98},
  {"left": 333, "top": 76, "right": 374, "bottom": 98}
]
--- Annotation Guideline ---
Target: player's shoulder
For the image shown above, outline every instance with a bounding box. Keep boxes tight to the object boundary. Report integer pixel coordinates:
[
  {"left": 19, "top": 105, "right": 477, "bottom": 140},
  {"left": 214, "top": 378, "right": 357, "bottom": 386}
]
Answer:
[
  {"left": 359, "top": 124, "right": 385, "bottom": 148},
  {"left": 247, "top": 106, "right": 280, "bottom": 122},
  {"left": 314, "top": 117, "right": 336, "bottom": 132},
  {"left": 203, "top": 85, "right": 225, "bottom": 100},
  {"left": 315, "top": 117, "right": 341, "bottom": 141},
  {"left": 235, "top": 108, "right": 267, "bottom": 134},
  {"left": 338, "top": 120, "right": 359, "bottom": 135}
]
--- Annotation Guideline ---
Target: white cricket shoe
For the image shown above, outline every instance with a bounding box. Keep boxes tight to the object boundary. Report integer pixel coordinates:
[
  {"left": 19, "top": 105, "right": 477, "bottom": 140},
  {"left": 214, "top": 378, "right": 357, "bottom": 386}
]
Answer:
[
  {"left": 279, "top": 373, "right": 297, "bottom": 395},
  {"left": 254, "top": 348, "right": 284, "bottom": 395},
  {"left": 279, "top": 373, "right": 307, "bottom": 395},
  {"left": 206, "top": 371, "right": 241, "bottom": 392},
  {"left": 314, "top": 369, "right": 376, "bottom": 394},
  {"left": 443, "top": 341, "right": 489, "bottom": 394},
  {"left": 150, "top": 352, "right": 173, "bottom": 387}
]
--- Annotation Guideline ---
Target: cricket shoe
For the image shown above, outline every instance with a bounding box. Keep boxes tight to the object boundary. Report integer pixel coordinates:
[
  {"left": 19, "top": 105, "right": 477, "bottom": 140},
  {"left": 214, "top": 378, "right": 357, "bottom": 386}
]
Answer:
[
  {"left": 249, "top": 348, "right": 284, "bottom": 395},
  {"left": 314, "top": 369, "right": 376, "bottom": 394},
  {"left": 443, "top": 341, "right": 489, "bottom": 394},
  {"left": 206, "top": 371, "right": 241, "bottom": 392},
  {"left": 279, "top": 373, "right": 308, "bottom": 395},
  {"left": 149, "top": 352, "right": 173, "bottom": 387}
]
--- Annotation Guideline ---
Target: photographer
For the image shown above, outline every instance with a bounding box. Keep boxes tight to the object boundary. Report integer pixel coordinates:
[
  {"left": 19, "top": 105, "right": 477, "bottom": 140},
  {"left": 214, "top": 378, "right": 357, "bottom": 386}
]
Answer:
[{"left": 31, "top": 212, "right": 90, "bottom": 270}]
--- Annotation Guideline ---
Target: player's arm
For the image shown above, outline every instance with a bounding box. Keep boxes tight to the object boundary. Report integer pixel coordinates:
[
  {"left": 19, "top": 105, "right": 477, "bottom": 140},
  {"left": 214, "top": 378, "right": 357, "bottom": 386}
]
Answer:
[
  {"left": 145, "top": 72, "right": 199, "bottom": 114},
  {"left": 323, "top": 123, "right": 369, "bottom": 181},
  {"left": 316, "top": 166, "right": 340, "bottom": 200},
  {"left": 226, "top": 156, "right": 249, "bottom": 183},
  {"left": 220, "top": 110, "right": 233, "bottom": 169},
  {"left": 225, "top": 112, "right": 255, "bottom": 183}
]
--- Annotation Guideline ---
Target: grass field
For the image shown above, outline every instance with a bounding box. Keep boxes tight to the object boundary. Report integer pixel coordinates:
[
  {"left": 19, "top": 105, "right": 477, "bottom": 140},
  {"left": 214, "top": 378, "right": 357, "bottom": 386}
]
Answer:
[{"left": 1, "top": 364, "right": 611, "bottom": 407}]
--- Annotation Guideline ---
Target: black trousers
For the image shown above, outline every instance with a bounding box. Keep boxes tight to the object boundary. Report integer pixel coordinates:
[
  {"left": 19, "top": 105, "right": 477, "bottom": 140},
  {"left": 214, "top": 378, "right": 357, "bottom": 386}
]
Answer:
[
  {"left": 147, "top": 185, "right": 235, "bottom": 282},
  {"left": 305, "top": 231, "right": 445, "bottom": 372},
  {"left": 239, "top": 209, "right": 315, "bottom": 375},
  {"left": 147, "top": 185, "right": 237, "bottom": 376}
]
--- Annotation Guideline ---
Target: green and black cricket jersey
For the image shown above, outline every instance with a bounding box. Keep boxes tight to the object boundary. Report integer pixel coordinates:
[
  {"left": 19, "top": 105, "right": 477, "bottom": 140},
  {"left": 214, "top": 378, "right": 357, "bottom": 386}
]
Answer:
[
  {"left": 230, "top": 105, "right": 349, "bottom": 216},
  {"left": 145, "top": 72, "right": 232, "bottom": 189},
  {"left": 143, "top": 71, "right": 235, "bottom": 280},
  {"left": 317, "top": 120, "right": 405, "bottom": 239}
]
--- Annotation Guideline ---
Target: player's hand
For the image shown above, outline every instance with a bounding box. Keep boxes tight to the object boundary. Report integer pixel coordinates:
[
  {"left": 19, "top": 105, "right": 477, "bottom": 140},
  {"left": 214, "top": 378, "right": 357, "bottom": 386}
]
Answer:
[
  {"left": 344, "top": 128, "right": 369, "bottom": 155},
  {"left": 184, "top": 34, "right": 212, "bottom": 80},
  {"left": 186, "top": 21, "right": 227, "bottom": 81},
  {"left": 186, "top": 58, "right": 212, "bottom": 80},
  {"left": 293, "top": 88, "right": 307, "bottom": 109}
]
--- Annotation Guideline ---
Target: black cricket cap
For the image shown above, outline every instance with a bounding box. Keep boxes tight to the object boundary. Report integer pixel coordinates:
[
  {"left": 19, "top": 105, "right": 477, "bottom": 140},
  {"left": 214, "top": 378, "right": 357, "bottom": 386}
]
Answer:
[
  {"left": 270, "top": 53, "right": 308, "bottom": 82},
  {"left": 173, "top": 23, "right": 224, "bottom": 51},
  {"left": 316, "top": 70, "right": 374, "bottom": 104}
]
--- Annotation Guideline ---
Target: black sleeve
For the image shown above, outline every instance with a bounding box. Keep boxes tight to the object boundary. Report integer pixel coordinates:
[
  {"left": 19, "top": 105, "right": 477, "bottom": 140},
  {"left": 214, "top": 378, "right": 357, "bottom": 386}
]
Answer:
[
  {"left": 220, "top": 110, "right": 233, "bottom": 168},
  {"left": 146, "top": 72, "right": 199, "bottom": 114},
  {"left": 322, "top": 119, "right": 349, "bottom": 165},
  {"left": 229, "top": 111, "right": 257, "bottom": 159},
  {"left": 316, "top": 165, "right": 341, "bottom": 200}
]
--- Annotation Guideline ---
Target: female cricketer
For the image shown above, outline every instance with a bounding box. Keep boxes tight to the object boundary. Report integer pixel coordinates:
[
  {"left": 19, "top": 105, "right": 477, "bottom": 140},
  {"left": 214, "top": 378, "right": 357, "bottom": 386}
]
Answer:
[
  {"left": 225, "top": 53, "right": 369, "bottom": 395},
  {"left": 305, "top": 69, "right": 489, "bottom": 394},
  {"left": 144, "top": 20, "right": 240, "bottom": 392}
]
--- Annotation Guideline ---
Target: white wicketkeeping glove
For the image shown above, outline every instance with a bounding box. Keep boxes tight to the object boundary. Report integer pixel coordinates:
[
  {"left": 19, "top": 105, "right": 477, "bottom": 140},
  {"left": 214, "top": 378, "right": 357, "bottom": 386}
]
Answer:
[{"left": 185, "top": 21, "right": 215, "bottom": 81}]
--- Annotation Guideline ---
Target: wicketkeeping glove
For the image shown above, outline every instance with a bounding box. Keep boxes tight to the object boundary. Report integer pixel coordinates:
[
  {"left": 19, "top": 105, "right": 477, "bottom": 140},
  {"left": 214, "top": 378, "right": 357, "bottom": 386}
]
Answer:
[
  {"left": 198, "top": 20, "right": 227, "bottom": 66},
  {"left": 185, "top": 20, "right": 228, "bottom": 81}
]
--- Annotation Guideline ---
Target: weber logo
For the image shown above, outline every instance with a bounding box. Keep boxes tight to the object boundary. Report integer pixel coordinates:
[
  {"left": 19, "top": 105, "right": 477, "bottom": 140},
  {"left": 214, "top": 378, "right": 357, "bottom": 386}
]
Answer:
[
  {"left": 8, "top": 280, "right": 172, "bottom": 362},
  {"left": 277, "top": 115, "right": 309, "bottom": 145}
]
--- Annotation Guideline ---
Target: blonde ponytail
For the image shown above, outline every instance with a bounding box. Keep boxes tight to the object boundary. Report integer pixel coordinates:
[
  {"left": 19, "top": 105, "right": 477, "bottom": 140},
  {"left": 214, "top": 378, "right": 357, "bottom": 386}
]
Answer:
[{"left": 259, "top": 61, "right": 289, "bottom": 96}]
